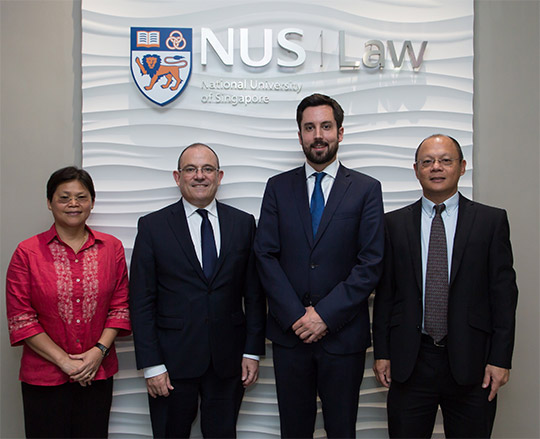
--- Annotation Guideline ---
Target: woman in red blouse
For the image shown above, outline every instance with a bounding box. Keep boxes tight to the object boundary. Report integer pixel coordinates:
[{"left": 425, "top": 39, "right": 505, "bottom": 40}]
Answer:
[{"left": 6, "top": 166, "right": 131, "bottom": 438}]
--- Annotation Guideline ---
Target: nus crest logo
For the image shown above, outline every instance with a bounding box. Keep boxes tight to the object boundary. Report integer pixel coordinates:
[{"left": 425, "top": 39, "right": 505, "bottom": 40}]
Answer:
[{"left": 130, "top": 27, "right": 193, "bottom": 106}]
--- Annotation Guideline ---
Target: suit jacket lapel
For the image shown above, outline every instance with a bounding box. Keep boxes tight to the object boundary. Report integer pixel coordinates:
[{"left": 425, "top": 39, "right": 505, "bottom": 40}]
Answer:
[
  {"left": 407, "top": 199, "right": 423, "bottom": 292},
  {"left": 213, "top": 201, "right": 232, "bottom": 282},
  {"left": 313, "top": 164, "right": 350, "bottom": 245},
  {"left": 292, "top": 166, "right": 314, "bottom": 246},
  {"left": 167, "top": 199, "right": 207, "bottom": 282},
  {"left": 450, "top": 194, "right": 476, "bottom": 286}
]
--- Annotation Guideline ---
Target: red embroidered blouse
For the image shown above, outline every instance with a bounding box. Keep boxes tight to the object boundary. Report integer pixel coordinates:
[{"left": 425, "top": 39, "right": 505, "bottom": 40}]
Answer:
[{"left": 6, "top": 225, "right": 131, "bottom": 386}]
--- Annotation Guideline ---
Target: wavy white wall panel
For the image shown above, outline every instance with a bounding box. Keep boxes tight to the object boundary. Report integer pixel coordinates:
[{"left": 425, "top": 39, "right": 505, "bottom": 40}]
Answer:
[{"left": 82, "top": 1, "right": 472, "bottom": 437}]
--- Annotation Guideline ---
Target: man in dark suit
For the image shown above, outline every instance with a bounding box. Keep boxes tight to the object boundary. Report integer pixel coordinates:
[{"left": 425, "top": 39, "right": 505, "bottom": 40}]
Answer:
[
  {"left": 130, "top": 143, "right": 266, "bottom": 438},
  {"left": 254, "top": 94, "right": 385, "bottom": 438},
  {"left": 373, "top": 134, "right": 518, "bottom": 438}
]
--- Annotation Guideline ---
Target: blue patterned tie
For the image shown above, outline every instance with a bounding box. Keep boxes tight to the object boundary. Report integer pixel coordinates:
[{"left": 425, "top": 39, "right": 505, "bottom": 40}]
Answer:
[
  {"left": 310, "top": 172, "right": 326, "bottom": 237},
  {"left": 196, "top": 209, "right": 217, "bottom": 279},
  {"left": 425, "top": 204, "right": 448, "bottom": 343}
]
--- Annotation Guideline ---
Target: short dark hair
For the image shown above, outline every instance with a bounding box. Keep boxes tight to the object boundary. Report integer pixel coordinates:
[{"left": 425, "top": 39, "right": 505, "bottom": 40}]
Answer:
[
  {"left": 46, "top": 166, "right": 96, "bottom": 202},
  {"left": 177, "top": 143, "right": 220, "bottom": 170},
  {"left": 296, "top": 93, "right": 344, "bottom": 131},
  {"left": 415, "top": 134, "right": 464, "bottom": 162}
]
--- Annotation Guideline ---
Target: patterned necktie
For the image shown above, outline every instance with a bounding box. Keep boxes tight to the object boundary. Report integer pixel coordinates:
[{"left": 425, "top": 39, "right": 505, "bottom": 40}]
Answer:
[
  {"left": 424, "top": 203, "right": 448, "bottom": 343},
  {"left": 310, "top": 172, "right": 326, "bottom": 237},
  {"left": 196, "top": 209, "right": 217, "bottom": 279}
]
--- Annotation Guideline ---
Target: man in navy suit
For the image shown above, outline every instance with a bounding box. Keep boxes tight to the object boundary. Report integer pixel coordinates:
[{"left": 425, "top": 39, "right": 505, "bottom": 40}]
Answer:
[
  {"left": 373, "top": 134, "right": 518, "bottom": 438},
  {"left": 254, "top": 94, "right": 385, "bottom": 438},
  {"left": 130, "top": 143, "right": 266, "bottom": 438}
]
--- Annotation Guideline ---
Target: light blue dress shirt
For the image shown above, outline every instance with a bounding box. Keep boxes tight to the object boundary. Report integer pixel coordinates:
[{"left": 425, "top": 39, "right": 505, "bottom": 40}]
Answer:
[{"left": 420, "top": 191, "right": 459, "bottom": 331}]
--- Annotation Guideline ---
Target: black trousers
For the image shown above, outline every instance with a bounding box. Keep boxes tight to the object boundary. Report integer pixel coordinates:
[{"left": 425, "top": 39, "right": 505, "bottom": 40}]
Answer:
[
  {"left": 148, "top": 362, "right": 245, "bottom": 439},
  {"left": 272, "top": 342, "right": 366, "bottom": 439},
  {"left": 387, "top": 335, "right": 497, "bottom": 438},
  {"left": 21, "top": 377, "right": 113, "bottom": 438}
]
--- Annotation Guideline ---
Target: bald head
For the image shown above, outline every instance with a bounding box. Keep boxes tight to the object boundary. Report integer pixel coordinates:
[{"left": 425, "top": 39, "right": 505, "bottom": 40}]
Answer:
[
  {"left": 177, "top": 143, "right": 220, "bottom": 171},
  {"left": 415, "top": 134, "right": 463, "bottom": 163}
]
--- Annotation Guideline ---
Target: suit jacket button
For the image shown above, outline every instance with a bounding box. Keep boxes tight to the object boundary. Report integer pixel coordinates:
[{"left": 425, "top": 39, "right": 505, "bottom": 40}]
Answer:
[{"left": 310, "top": 263, "right": 317, "bottom": 269}]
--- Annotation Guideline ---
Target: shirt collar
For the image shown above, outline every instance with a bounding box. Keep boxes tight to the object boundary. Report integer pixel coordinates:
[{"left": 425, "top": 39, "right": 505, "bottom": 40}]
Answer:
[
  {"left": 45, "top": 224, "right": 98, "bottom": 248},
  {"left": 421, "top": 191, "right": 460, "bottom": 218},
  {"left": 304, "top": 158, "right": 339, "bottom": 180},
  {"left": 182, "top": 198, "right": 218, "bottom": 219}
]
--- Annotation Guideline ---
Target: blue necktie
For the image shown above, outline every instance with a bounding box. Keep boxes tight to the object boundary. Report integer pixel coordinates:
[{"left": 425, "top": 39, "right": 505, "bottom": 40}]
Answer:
[
  {"left": 196, "top": 209, "right": 217, "bottom": 279},
  {"left": 310, "top": 172, "right": 326, "bottom": 237}
]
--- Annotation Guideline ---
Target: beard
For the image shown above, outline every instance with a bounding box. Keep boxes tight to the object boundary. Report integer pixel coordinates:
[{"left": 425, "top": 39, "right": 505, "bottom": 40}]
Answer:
[{"left": 302, "top": 139, "right": 339, "bottom": 165}]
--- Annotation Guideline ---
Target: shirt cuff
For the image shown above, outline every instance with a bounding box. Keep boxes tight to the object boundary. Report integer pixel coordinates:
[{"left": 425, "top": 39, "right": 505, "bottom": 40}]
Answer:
[
  {"left": 144, "top": 357, "right": 258, "bottom": 378},
  {"left": 143, "top": 364, "right": 167, "bottom": 379}
]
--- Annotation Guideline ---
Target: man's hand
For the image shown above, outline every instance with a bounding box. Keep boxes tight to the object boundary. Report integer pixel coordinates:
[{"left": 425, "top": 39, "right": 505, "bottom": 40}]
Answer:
[
  {"left": 373, "top": 359, "right": 392, "bottom": 388},
  {"left": 482, "top": 364, "right": 510, "bottom": 401},
  {"left": 146, "top": 372, "right": 174, "bottom": 398},
  {"left": 241, "top": 358, "right": 259, "bottom": 388},
  {"left": 292, "top": 306, "right": 328, "bottom": 343}
]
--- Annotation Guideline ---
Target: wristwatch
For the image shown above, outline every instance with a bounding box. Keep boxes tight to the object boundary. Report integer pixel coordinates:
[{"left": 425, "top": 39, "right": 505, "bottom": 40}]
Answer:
[{"left": 94, "top": 342, "right": 110, "bottom": 358}]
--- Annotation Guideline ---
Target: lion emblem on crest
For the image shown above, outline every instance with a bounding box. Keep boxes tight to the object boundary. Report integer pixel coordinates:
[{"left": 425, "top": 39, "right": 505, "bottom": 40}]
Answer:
[{"left": 135, "top": 54, "right": 188, "bottom": 91}]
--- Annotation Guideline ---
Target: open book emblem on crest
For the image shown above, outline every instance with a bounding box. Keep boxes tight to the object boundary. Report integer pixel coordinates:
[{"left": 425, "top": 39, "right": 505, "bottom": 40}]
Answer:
[{"left": 131, "top": 27, "right": 192, "bottom": 106}]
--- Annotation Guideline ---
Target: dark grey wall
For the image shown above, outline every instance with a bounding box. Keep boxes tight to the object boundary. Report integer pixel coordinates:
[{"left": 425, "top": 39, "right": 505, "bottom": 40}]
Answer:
[
  {"left": 0, "top": 2, "right": 81, "bottom": 437},
  {"left": 1, "top": 1, "right": 538, "bottom": 437},
  {"left": 473, "top": 2, "right": 539, "bottom": 437}
]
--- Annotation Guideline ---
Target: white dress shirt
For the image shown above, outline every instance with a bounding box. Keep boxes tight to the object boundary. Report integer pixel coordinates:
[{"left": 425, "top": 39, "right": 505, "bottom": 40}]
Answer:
[
  {"left": 183, "top": 198, "right": 221, "bottom": 262},
  {"left": 305, "top": 158, "right": 339, "bottom": 203}
]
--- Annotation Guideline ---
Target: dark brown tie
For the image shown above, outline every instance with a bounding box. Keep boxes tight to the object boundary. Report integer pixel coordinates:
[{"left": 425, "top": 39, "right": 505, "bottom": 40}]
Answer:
[{"left": 424, "top": 204, "right": 448, "bottom": 343}]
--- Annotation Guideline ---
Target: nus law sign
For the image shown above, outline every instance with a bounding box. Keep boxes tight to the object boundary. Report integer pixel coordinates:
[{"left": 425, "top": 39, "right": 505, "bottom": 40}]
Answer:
[{"left": 131, "top": 26, "right": 428, "bottom": 106}]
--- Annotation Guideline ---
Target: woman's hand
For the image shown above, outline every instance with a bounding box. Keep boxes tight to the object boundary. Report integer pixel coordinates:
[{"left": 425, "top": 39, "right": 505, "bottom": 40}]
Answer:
[
  {"left": 68, "top": 347, "right": 104, "bottom": 386},
  {"left": 24, "top": 333, "right": 89, "bottom": 383},
  {"left": 58, "top": 356, "right": 85, "bottom": 377}
]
